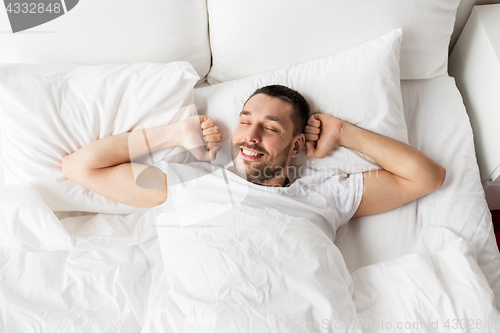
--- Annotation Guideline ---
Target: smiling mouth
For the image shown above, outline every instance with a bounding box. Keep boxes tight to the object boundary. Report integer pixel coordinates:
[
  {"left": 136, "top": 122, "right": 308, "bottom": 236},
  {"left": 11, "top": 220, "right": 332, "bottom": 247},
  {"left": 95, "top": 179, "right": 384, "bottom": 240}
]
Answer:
[{"left": 240, "top": 147, "right": 264, "bottom": 160}]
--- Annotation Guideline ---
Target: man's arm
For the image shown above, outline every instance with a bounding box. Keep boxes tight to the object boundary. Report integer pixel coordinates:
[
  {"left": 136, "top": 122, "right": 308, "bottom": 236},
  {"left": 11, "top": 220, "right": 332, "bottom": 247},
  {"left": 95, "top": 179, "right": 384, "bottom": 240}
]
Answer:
[
  {"left": 62, "top": 116, "right": 222, "bottom": 208},
  {"left": 304, "top": 114, "right": 446, "bottom": 217}
]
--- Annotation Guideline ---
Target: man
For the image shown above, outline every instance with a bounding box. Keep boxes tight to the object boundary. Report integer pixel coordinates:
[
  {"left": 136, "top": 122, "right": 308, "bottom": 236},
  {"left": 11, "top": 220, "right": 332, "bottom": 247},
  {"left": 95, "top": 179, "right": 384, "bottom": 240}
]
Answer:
[{"left": 62, "top": 85, "right": 445, "bottom": 240}]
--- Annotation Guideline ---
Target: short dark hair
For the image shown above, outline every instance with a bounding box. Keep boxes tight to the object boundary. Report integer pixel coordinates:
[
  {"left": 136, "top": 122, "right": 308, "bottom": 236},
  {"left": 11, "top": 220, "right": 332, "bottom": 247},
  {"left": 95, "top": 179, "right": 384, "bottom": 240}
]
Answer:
[{"left": 244, "top": 85, "right": 310, "bottom": 136}]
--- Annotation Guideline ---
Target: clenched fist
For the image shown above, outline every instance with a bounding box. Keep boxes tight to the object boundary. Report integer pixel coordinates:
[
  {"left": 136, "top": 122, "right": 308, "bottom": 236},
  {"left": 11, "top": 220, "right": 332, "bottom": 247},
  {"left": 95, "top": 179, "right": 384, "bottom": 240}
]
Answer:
[
  {"left": 179, "top": 115, "right": 222, "bottom": 161},
  {"left": 304, "top": 113, "right": 344, "bottom": 159}
]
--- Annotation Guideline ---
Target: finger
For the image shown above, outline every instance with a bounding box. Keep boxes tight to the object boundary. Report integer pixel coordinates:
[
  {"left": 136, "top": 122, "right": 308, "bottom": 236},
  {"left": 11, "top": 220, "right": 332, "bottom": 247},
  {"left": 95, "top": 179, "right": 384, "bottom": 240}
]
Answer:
[
  {"left": 305, "top": 133, "right": 319, "bottom": 141},
  {"left": 204, "top": 133, "right": 222, "bottom": 142},
  {"left": 206, "top": 141, "right": 222, "bottom": 150},
  {"left": 305, "top": 139, "right": 316, "bottom": 147},
  {"left": 209, "top": 142, "right": 222, "bottom": 152},
  {"left": 305, "top": 142, "right": 325, "bottom": 159},
  {"left": 304, "top": 125, "right": 320, "bottom": 134},
  {"left": 209, "top": 142, "right": 223, "bottom": 160},
  {"left": 202, "top": 126, "right": 219, "bottom": 136},
  {"left": 195, "top": 115, "right": 208, "bottom": 128},
  {"left": 305, "top": 142, "right": 317, "bottom": 158},
  {"left": 209, "top": 149, "right": 217, "bottom": 161},
  {"left": 189, "top": 146, "right": 210, "bottom": 161},
  {"left": 305, "top": 141, "right": 316, "bottom": 154},
  {"left": 307, "top": 114, "right": 321, "bottom": 127},
  {"left": 210, "top": 145, "right": 222, "bottom": 160},
  {"left": 201, "top": 118, "right": 215, "bottom": 130}
]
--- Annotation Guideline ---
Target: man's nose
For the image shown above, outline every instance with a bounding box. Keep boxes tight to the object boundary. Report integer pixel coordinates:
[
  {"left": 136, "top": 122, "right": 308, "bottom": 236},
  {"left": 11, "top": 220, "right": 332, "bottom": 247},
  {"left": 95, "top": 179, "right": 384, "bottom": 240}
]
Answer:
[{"left": 245, "top": 125, "right": 261, "bottom": 144}]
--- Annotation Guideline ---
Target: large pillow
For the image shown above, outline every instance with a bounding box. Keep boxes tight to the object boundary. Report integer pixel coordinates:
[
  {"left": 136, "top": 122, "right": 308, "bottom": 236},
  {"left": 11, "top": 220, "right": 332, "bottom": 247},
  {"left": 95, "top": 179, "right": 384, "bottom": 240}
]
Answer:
[
  {"left": 195, "top": 29, "right": 407, "bottom": 173},
  {"left": 157, "top": 203, "right": 362, "bottom": 332},
  {"left": 0, "top": 0, "right": 211, "bottom": 80},
  {"left": 0, "top": 62, "right": 199, "bottom": 214},
  {"left": 206, "top": 0, "right": 460, "bottom": 84}
]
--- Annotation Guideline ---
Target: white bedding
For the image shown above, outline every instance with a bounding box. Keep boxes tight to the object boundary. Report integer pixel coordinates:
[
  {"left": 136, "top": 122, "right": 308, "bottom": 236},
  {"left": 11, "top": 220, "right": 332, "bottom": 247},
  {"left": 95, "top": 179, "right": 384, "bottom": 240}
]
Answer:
[
  {"left": 1, "top": 75, "right": 500, "bottom": 331},
  {"left": 156, "top": 204, "right": 360, "bottom": 332},
  {"left": 1, "top": 185, "right": 498, "bottom": 332},
  {"left": 0, "top": 62, "right": 199, "bottom": 214}
]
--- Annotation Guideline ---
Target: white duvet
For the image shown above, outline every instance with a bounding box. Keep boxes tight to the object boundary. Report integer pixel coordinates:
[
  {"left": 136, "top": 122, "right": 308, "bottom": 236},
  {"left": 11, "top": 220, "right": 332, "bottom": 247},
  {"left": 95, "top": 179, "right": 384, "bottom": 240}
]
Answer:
[
  {"left": 155, "top": 204, "right": 360, "bottom": 332},
  {"left": 1, "top": 183, "right": 499, "bottom": 332}
]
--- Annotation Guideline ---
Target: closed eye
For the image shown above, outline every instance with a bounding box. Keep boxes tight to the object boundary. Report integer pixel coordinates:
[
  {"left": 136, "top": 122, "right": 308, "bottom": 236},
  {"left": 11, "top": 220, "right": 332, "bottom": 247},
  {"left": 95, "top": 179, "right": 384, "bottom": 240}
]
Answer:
[{"left": 265, "top": 127, "right": 278, "bottom": 132}]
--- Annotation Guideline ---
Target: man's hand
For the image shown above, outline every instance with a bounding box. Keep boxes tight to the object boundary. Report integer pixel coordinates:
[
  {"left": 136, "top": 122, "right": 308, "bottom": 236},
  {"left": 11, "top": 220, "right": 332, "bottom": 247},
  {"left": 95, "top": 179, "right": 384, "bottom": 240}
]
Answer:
[
  {"left": 179, "top": 115, "right": 222, "bottom": 161},
  {"left": 304, "top": 113, "right": 344, "bottom": 158}
]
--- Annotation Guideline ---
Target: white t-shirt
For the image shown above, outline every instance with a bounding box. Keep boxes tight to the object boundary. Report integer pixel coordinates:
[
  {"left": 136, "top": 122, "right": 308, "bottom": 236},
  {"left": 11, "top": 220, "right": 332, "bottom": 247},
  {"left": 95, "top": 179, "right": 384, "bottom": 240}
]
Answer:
[{"left": 152, "top": 161, "right": 363, "bottom": 241}]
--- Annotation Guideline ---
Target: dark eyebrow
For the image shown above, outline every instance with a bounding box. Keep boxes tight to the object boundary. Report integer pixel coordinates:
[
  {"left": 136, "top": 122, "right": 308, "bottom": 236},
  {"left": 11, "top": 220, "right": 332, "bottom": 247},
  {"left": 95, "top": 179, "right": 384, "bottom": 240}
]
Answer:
[{"left": 239, "top": 109, "right": 285, "bottom": 128}]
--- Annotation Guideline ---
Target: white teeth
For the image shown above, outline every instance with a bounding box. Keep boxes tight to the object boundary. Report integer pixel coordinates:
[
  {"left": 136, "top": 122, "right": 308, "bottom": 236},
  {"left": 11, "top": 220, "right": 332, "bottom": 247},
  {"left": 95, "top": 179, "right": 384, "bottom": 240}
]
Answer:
[{"left": 242, "top": 149, "right": 260, "bottom": 157}]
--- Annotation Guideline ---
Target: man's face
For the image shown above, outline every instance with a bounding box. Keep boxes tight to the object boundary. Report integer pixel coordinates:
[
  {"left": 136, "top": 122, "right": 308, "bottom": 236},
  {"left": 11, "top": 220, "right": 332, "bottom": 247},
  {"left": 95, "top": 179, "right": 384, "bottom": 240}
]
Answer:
[{"left": 231, "top": 93, "right": 302, "bottom": 185}]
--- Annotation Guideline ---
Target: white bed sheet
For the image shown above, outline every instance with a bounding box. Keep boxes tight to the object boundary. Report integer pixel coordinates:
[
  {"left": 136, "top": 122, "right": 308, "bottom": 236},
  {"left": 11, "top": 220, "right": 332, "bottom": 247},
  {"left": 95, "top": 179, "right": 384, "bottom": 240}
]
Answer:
[
  {"left": 336, "top": 74, "right": 500, "bottom": 309},
  {"left": 1, "top": 74, "right": 500, "bottom": 331},
  {"left": 2, "top": 186, "right": 498, "bottom": 333}
]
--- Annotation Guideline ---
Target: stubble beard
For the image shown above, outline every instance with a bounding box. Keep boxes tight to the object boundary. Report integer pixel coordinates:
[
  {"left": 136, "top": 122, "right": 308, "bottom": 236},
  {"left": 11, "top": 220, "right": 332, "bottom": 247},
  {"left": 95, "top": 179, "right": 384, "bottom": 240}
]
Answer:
[{"left": 231, "top": 140, "right": 291, "bottom": 184}]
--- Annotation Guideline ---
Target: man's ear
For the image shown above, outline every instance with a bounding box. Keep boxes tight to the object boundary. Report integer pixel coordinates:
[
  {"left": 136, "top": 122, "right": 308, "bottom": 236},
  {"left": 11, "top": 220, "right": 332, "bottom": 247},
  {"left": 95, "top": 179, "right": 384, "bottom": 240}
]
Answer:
[{"left": 290, "top": 133, "right": 305, "bottom": 158}]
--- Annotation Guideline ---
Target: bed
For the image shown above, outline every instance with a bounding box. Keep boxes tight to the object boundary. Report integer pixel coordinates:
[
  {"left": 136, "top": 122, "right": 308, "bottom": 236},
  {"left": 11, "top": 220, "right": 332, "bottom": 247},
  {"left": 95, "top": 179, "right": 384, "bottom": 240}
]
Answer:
[{"left": 1, "top": 1, "right": 500, "bottom": 332}]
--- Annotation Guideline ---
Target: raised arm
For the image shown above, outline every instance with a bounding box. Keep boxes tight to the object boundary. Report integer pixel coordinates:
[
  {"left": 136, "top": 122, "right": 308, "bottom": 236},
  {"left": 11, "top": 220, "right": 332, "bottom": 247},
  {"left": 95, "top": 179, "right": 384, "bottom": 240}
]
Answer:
[
  {"left": 304, "top": 113, "right": 446, "bottom": 217},
  {"left": 62, "top": 116, "right": 222, "bottom": 208}
]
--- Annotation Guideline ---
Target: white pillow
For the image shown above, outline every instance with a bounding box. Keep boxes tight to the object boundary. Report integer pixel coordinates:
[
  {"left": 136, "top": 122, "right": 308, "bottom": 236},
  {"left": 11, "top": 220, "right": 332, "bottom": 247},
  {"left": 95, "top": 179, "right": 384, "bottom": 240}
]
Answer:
[
  {"left": 206, "top": 0, "right": 460, "bottom": 84},
  {"left": 0, "top": 0, "right": 211, "bottom": 80},
  {"left": 157, "top": 204, "right": 361, "bottom": 332},
  {"left": 0, "top": 62, "right": 199, "bottom": 214},
  {"left": 195, "top": 29, "right": 407, "bottom": 173}
]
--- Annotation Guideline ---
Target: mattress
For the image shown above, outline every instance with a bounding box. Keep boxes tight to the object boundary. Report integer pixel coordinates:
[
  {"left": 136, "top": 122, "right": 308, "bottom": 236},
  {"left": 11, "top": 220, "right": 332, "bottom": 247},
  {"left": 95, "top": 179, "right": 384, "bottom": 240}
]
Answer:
[{"left": 0, "top": 74, "right": 499, "bottom": 331}]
